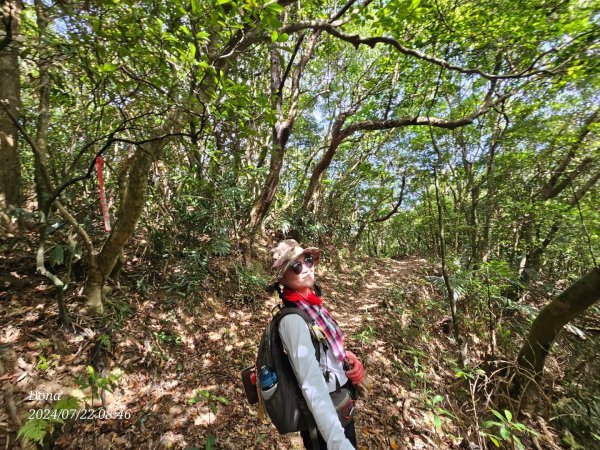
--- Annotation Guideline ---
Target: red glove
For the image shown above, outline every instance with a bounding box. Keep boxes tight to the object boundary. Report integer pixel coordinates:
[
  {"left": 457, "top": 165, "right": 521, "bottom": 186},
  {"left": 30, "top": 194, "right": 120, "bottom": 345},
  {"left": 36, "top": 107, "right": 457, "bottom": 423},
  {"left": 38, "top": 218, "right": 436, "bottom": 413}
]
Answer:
[{"left": 344, "top": 351, "right": 364, "bottom": 384}]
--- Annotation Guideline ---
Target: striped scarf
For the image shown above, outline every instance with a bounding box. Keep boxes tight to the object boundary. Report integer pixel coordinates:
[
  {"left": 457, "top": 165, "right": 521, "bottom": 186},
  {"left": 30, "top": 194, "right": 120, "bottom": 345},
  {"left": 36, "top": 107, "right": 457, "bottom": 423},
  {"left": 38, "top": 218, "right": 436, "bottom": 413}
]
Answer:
[{"left": 282, "top": 287, "right": 346, "bottom": 362}]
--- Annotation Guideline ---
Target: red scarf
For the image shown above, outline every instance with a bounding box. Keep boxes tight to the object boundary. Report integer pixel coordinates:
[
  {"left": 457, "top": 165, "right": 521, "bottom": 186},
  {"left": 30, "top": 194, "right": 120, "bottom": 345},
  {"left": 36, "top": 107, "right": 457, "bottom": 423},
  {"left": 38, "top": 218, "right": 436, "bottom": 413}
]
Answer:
[
  {"left": 282, "top": 287, "right": 346, "bottom": 362},
  {"left": 282, "top": 287, "right": 322, "bottom": 305}
]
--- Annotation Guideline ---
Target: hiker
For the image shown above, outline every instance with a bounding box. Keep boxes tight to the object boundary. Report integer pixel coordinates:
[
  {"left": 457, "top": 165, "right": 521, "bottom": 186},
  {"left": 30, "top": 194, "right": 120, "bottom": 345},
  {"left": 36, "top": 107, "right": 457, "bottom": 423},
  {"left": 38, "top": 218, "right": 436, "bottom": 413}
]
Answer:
[{"left": 268, "top": 239, "right": 364, "bottom": 450}]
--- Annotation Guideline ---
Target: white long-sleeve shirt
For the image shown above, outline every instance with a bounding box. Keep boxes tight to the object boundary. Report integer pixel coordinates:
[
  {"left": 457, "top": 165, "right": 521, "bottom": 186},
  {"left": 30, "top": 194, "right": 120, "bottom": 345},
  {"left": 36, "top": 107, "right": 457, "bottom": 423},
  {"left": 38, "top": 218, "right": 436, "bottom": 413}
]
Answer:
[{"left": 279, "top": 314, "right": 354, "bottom": 450}]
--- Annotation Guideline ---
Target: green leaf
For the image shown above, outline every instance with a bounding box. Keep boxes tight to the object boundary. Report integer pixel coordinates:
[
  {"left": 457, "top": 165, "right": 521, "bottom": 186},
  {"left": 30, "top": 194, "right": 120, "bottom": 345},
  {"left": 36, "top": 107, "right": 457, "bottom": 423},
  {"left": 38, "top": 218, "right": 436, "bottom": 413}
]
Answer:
[
  {"left": 270, "top": 31, "right": 278, "bottom": 42},
  {"left": 489, "top": 435, "right": 500, "bottom": 447},
  {"left": 196, "top": 31, "right": 210, "bottom": 40},
  {"left": 36, "top": 355, "right": 49, "bottom": 371},
  {"left": 214, "top": 396, "right": 229, "bottom": 405},
  {"left": 491, "top": 409, "right": 506, "bottom": 421},
  {"left": 191, "top": 0, "right": 199, "bottom": 13},
  {"left": 410, "top": 0, "right": 421, "bottom": 10},
  {"left": 266, "top": 3, "right": 283, "bottom": 13},
  {"left": 433, "top": 414, "right": 442, "bottom": 430},
  {"left": 49, "top": 245, "right": 64, "bottom": 266},
  {"left": 499, "top": 426, "right": 510, "bottom": 440},
  {"left": 431, "top": 395, "right": 444, "bottom": 405},
  {"left": 54, "top": 396, "right": 80, "bottom": 411},
  {"left": 513, "top": 436, "right": 525, "bottom": 450},
  {"left": 97, "top": 63, "right": 118, "bottom": 73},
  {"left": 277, "top": 33, "right": 289, "bottom": 42},
  {"left": 205, "top": 434, "right": 216, "bottom": 450},
  {"left": 504, "top": 410, "right": 513, "bottom": 422}
]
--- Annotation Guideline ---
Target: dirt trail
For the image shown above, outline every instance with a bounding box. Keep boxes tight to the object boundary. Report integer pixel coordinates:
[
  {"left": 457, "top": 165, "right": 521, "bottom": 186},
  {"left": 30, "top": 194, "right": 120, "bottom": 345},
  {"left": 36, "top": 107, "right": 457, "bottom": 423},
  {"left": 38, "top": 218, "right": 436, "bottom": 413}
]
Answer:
[
  {"left": 323, "top": 256, "right": 430, "bottom": 335},
  {"left": 3, "top": 255, "right": 441, "bottom": 450},
  {"left": 316, "top": 256, "right": 439, "bottom": 450}
]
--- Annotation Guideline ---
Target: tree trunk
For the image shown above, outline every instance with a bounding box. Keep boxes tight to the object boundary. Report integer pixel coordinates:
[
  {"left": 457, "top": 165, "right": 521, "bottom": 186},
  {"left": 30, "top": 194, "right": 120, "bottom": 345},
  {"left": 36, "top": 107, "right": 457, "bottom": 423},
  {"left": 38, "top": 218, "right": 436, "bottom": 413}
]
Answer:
[
  {"left": 34, "top": 0, "right": 51, "bottom": 210},
  {"left": 480, "top": 123, "right": 500, "bottom": 262},
  {"left": 423, "top": 182, "right": 438, "bottom": 254},
  {"left": 0, "top": 0, "right": 23, "bottom": 212},
  {"left": 84, "top": 114, "right": 181, "bottom": 313},
  {"left": 433, "top": 162, "right": 463, "bottom": 359},
  {"left": 352, "top": 220, "right": 368, "bottom": 249},
  {"left": 303, "top": 114, "right": 347, "bottom": 212},
  {"left": 468, "top": 184, "right": 480, "bottom": 268},
  {"left": 521, "top": 222, "right": 561, "bottom": 285},
  {"left": 249, "top": 32, "right": 321, "bottom": 232},
  {"left": 84, "top": 147, "right": 155, "bottom": 313},
  {"left": 248, "top": 139, "right": 284, "bottom": 233},
  {"left": 248, "top": 45, "right": 286, "bottom": 233},
  {"left": 513, "top": 267, "right": 600, "bottom": 403}
]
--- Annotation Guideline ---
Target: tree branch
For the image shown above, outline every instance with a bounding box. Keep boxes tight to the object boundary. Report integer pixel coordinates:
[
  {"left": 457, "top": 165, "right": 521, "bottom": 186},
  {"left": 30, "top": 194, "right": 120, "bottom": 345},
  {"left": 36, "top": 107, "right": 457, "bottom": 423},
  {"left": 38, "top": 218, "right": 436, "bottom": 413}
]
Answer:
[
  {"left": 277, "top": 33, "right": 306, "bottom": 97},
  {"left": 340, "top": 92, "right": 511, "bottom": 139},
  {"left": 280, "top": 21, "right": 553, "bottom": 80},
  {"left": 570, "top": 168, "right": 600, "bottom": 206},
  {"left": 372, "top": 175, "right": 407, "bottom": 222},
  {"left": 539, "top": 109, "right": 600, "bottom": 200},
  {"left": 0, "top": 100, "right": 94, "bottom": 256}
]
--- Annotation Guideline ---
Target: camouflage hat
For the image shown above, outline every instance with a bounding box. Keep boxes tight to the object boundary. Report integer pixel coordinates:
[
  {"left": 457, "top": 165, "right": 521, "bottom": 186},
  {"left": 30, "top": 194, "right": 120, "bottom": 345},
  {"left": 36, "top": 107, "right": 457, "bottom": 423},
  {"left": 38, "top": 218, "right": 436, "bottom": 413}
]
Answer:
[{"left": 270, "top": 239, "right": 321, "bottom": 284}]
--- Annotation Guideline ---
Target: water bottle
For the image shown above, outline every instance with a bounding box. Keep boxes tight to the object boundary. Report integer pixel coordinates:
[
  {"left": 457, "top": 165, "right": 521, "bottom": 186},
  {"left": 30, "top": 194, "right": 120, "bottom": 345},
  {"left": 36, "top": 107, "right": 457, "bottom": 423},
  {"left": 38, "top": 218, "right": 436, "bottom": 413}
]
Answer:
[{"left": 258, "top": 365, "right": 278, "bottom": 390}]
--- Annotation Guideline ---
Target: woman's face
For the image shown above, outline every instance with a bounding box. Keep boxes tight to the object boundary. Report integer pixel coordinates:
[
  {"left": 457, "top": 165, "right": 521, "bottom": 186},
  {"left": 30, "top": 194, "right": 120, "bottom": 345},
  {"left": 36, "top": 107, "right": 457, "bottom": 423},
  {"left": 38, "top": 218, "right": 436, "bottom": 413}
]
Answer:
[{"left": 282, "top": 254, "right": 315, "bottom": 291}]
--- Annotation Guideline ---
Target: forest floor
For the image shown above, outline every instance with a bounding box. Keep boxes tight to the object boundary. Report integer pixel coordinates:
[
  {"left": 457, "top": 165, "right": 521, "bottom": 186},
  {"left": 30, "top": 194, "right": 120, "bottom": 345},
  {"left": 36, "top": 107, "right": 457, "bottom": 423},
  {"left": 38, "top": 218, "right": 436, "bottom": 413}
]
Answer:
[{"left": 0, "top": 251, "right": 573, "bottom": 449}]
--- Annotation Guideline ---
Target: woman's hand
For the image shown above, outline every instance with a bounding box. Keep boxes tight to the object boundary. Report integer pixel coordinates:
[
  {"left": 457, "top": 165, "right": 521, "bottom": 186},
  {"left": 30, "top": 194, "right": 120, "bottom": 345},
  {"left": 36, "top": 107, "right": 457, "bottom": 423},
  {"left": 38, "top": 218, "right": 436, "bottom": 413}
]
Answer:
[{"left": 344, "top": 351, "right": 364, "bottom": 384}]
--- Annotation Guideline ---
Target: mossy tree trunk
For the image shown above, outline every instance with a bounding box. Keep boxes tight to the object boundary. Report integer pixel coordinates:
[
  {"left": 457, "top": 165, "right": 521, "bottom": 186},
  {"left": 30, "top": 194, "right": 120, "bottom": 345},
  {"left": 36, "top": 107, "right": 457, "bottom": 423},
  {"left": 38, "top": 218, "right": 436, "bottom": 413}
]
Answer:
[
  {"left": 0, "top": 0, "right": 23, "bottom": 214},
  {"left": 513, "top": 267, "right": 600, "bottom": 405},
  {"left": 84, "top": 114, "right": 181, "bottom": 314}
]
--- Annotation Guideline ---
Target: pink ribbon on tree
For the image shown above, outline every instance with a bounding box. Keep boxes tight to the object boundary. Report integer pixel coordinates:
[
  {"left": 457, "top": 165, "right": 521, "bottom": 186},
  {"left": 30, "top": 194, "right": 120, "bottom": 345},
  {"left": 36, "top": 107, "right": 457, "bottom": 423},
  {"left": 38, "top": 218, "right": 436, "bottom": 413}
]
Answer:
[{"left": 95, "top": 156, "right": 112, "bottom": 232}]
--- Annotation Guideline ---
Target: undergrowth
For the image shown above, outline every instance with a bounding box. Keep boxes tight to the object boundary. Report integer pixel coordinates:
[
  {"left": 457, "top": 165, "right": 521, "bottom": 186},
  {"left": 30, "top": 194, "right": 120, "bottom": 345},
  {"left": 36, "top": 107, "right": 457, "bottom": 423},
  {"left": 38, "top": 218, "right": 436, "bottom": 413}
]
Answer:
[{"left": 373, "top": 259, "right": 600, "bottom": 450}]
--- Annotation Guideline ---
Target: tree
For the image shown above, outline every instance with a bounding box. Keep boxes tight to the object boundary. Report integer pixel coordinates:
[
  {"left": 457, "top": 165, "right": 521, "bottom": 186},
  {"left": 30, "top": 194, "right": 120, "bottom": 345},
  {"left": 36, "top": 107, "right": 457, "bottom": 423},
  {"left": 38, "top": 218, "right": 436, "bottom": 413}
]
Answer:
[
  {"left": 13, "top": 0, "right": 301, "bottom": 313},
  {"left": 514, "top": 266, "right": 600, "bottom": 404},
  {"left": 0, "top": 0, "right": 23, "bottom": 216},
  {"left": 248, "top": 30, "right": 321, "bottom": 234}
]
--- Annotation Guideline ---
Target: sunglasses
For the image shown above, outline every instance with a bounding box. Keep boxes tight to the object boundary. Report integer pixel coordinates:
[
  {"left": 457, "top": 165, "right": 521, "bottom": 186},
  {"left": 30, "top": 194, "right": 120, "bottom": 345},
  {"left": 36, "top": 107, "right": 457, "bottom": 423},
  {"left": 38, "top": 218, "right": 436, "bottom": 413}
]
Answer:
[{"left": 289, "top": 255, "right": 315, "bottom": 275}]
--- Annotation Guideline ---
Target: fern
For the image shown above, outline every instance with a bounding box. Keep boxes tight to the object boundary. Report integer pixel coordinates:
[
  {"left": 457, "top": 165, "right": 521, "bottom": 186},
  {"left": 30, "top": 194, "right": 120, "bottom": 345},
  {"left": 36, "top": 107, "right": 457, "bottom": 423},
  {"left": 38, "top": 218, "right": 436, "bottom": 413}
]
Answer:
[
  {"left": 209, "top": 236, "right": 230, "bottom": 256},
  {"left": 426, "top": 274, "right": 468, "bottom": 301},
  {"left": 97, "top": 334, "right": 112, "bottom": 351},
  {"left": 17, "top": 396, "right": 80, "bottom": 445},
  {"left": 17, "top": 419, "right": 51, "bottom": 445},
  {"left": 54, "top": 396, "right": 80, "bottom": 411},
  {"left": 278, "top": 219, "right": 291, "bottom": 234}
]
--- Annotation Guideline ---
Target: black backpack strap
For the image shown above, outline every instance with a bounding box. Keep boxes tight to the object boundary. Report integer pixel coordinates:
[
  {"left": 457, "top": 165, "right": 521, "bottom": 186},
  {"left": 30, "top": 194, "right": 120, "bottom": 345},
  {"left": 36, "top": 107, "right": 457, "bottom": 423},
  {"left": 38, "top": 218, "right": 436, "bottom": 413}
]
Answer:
[
  {"left": 275, "top": 305, "right": 322, "bottom": 362},
  {"left": 309, "top": 424, "right": 320, "bottom": 450}
]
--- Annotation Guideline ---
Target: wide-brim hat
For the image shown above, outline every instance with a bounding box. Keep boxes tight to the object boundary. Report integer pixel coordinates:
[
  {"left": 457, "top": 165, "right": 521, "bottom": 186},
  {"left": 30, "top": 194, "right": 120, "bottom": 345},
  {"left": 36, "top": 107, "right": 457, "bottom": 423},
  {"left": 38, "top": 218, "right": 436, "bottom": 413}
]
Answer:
[{"left": 270, "top": 239, "right": 321, "bottom": 284}]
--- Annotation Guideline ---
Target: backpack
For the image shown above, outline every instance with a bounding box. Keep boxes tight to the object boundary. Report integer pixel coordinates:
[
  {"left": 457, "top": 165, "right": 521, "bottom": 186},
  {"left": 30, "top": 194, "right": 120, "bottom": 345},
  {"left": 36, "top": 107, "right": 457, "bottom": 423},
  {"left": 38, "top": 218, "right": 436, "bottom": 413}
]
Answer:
[
  {"left": 242, "top": 302, "right": 320, "bottom": 432},
  {"left": 241, "top": 299, "right": 355, "bottom": 439}
]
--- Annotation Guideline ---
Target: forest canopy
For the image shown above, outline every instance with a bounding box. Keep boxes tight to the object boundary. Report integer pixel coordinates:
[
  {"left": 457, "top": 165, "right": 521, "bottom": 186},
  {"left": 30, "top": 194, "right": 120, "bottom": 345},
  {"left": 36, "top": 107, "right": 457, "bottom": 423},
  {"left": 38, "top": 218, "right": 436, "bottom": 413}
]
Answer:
[{"left": 1, "top": 0, "right": 599, "bottom": 449}]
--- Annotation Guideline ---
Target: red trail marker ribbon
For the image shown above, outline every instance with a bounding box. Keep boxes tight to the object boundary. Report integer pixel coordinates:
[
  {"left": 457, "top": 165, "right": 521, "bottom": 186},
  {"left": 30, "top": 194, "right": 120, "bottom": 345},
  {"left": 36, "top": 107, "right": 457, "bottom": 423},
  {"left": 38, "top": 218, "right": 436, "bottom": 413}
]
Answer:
[{"left": 95, "top": 156, "right": 112, "bottom": 232}]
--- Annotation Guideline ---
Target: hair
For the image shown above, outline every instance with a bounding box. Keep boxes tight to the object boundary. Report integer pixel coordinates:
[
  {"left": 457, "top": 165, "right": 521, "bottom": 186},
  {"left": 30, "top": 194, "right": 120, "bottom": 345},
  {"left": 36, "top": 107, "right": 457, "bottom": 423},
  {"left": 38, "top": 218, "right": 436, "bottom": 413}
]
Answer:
[
  {"left": 266, "top": 282, "right": 282, "bottom": 294},
  {"left": 265, "top": 282, "right": 323, "bottom": 297}
]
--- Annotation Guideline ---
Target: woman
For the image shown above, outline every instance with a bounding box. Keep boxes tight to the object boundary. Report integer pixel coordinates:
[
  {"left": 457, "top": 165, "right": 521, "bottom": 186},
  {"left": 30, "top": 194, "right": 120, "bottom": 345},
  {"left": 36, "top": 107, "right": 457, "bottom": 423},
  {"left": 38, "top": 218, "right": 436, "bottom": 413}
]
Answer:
[{"left": 269, "top": 239, "right": 364, "bottom": 450}]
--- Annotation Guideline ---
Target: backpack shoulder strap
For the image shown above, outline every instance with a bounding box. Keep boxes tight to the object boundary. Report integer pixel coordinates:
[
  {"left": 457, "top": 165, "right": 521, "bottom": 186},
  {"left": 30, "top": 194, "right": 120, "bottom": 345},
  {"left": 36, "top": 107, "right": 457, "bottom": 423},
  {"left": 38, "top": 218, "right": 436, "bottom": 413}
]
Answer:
[{"left": 274, "top": 304, "right": 321, "bottom": 362}]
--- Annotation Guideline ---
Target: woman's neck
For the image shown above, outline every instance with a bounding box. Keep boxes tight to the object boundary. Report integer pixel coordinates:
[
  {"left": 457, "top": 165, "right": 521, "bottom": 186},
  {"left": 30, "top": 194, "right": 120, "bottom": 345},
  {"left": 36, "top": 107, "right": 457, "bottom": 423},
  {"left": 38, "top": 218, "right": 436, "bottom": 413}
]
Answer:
[{"left": 296, "top": 287, "right": 312, "bottom": 298}]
